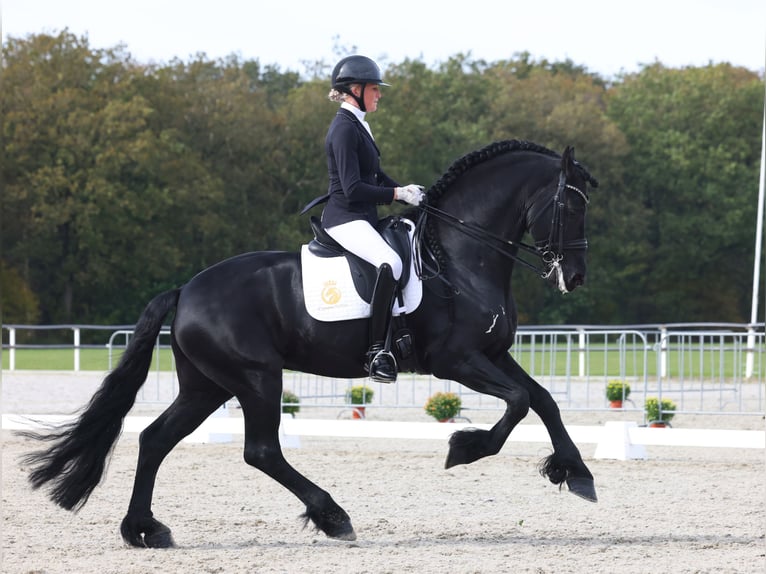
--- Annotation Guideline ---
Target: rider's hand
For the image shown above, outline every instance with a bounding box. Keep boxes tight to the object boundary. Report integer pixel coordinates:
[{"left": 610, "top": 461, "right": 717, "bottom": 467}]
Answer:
[{"left": 396, "top": 184, "right": 425, "bottom": 206}]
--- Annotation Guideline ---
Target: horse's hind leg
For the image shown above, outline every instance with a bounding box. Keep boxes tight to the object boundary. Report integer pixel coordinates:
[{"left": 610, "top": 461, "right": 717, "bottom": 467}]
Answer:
[
  {"left": 120, "top": 364, "right": 231, "bottom": 548},
  {"left": 234, "top": 367, "right": 356, "bottom": 541}
]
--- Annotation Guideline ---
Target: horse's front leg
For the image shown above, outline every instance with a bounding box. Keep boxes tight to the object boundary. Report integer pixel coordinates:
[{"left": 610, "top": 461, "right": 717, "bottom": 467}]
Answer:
[
  {"left": 494, "top": 353, "right": 597, "bottom": 502},
  {"left": 433, "top": 352, "right": 531, "bottom": 469}
]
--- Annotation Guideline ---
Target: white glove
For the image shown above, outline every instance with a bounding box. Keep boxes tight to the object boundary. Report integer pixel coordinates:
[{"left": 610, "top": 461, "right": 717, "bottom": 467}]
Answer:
[{"left": 396, "top": 184, "right": 425, "bottom": 206}]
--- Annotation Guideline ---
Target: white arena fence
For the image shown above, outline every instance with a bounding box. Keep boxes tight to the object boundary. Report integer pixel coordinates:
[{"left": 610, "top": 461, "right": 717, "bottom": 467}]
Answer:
[{"left": 3, "top": 322, "right": 764, "bottom": 423}]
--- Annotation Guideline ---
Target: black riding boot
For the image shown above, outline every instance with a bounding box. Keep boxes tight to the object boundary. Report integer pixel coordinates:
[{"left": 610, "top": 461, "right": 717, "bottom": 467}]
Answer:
[{"left": 365, "top": 263, "right": 398, "bottom": 383}]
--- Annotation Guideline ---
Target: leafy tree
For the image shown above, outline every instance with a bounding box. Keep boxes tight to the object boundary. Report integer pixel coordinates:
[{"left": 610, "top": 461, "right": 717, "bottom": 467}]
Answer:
[
  {"left": 281, "top": 80, "right": 337, "bottom": 247},
  {"left": 146, "top": 55, "right": 308, "bottom": 256},
  {"left": 2, "top": 31, "right": 149, "bottom": 321},
  {"left": 2, "top": 32, "right": 225, "bottom": 322},
  {"left": 606, "top": 63, "right": 763, "bottom": 321},
  {"left": 379, "top": 56, "right": 494, "bottom": 187},
  {"left": 0, "top": 260, "right": 41, "bottom": 323}
]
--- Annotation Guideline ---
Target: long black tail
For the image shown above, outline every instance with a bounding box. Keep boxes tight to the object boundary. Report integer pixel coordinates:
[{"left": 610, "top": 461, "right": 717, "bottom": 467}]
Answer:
[{"left": 18, "top": 288, "right": 181, "bottom": 511}]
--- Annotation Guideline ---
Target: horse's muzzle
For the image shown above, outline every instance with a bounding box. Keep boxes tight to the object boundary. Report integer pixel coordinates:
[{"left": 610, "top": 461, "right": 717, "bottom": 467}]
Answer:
[{"left": 569, "top": 273, "right": 585, "bottom": 289}]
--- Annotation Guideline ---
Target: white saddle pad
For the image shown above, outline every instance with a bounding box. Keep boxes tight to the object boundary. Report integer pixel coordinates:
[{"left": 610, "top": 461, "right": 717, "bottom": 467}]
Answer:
[{"left": 301, "top": 229, "right": 423, "bottom": 322}]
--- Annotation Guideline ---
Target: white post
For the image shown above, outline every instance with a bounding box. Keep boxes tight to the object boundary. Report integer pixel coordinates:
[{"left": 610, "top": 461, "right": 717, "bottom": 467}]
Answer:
[
  {"left": 745, "top": 328, "right": 756, "bottom": 379},
  {"left": 746, "top": 94, "right": 766, "bottom": 378},
  {"left": 9, "top": 328, "right": 16, "bottom": 371},
  {"left": 73, "top": 327, "right": 81, "bottom": 372},
  {"left": 659, "top": 327, "right": 668, "bottom": 378},
  {"left": 578, "top": 329, "right": 586, "bottom": 377}
]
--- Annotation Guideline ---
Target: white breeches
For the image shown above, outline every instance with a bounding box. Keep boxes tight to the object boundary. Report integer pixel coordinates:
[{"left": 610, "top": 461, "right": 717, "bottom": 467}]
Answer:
[{"left": 325, "top": 220, "right": 403, "bottom": 280}]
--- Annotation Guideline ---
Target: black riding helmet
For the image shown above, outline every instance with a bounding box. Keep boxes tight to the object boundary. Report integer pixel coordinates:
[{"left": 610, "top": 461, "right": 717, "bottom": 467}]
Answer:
[{"left": 331, "top": 55, "right": 389, "bottom": 112}]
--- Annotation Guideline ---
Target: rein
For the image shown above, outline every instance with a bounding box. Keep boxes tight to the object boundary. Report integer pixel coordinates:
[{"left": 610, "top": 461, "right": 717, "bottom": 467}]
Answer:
[{"left": 413, "top": 170, "right": 589, "bottom": 287}]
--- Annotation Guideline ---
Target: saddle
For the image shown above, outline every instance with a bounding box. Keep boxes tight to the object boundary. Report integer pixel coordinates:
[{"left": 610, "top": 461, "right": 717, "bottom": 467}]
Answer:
[
  {"left": 301, "top": 216, "right": 422, "bottom": 371},
  {"left": 307, "top": 215, "right": 413, "bottom": 303}
]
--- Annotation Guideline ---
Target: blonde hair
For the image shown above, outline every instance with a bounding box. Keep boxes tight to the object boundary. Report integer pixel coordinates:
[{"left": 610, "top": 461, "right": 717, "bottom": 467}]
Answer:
[{"left": 327, "top": 84, "right": 361, "bottom": 103}]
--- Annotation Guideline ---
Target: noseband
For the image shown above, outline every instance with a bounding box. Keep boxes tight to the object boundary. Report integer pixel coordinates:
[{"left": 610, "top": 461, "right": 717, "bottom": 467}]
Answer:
[{"left": 413, "top": 170, "right": 589, "bottom": 287}]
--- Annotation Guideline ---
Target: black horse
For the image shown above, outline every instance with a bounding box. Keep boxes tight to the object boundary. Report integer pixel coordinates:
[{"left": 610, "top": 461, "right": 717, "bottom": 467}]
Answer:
[{"left": 21, "top": 140, "right": 599, "bottom": 547}]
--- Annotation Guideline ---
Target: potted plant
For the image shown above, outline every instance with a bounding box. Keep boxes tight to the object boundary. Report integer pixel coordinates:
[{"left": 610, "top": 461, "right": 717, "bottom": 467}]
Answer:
[
  {"left": 345, "top": 385, "right": 374, "bottom": 419},
  {"left": 645, "top": 397, "right": 676, "bottom": 427},
  {"left": 424, "top": 391, "right": 462, "bottom": 422},
  {"left": 605, "top": 380, "right": 631, "bottom": 408},
  {"left": 281, "top": 389, "right": 300, "bottom": 417}
]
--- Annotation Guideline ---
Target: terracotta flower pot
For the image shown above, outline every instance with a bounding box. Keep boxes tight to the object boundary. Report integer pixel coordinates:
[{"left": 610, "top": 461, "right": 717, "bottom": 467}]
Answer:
[
  {"left": 352, "top": 406, "right": 366, "bottom": 419},
  {"left": 609, "top": 400, "right": 623, "bottom": 409}
]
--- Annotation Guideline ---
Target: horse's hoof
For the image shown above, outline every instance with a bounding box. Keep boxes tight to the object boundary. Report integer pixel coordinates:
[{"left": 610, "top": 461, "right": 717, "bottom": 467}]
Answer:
[
  {"left": 331, "top": 527, "right": 357, "bottom": 541},
  {"left": 567, "top": 477, "right": 598, "bottom": 502},
  {"left": 445, "top": 428, "right": 491, "bottom": 468},
  {"left": 303, "top": 507, "right": 356, "bottom": 541},
  {"left": 144, "top": 527, "right": 176, "bottom": 548},
  {"left": 325, "top": 519, "right": 356, "bottom": 541},
  {"left": 120, "top": 515, "right": 175, "bottom": 548}
]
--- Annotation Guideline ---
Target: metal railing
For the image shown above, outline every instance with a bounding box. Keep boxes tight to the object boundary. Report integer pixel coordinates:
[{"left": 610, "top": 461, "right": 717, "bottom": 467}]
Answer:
[{"left": 3, "top": 323, "right": 764, "bottom": 419}]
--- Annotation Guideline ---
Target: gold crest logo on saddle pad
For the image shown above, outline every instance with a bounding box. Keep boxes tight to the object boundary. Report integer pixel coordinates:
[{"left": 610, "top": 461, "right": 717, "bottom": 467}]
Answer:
[{"left": 320, "top": 281, "right": 342, "bottom": 305}]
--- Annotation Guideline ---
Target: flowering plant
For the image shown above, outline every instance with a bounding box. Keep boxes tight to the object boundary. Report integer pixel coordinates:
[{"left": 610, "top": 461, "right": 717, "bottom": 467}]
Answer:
[
  {"left": 281, "top": 390, "right": 300, "bottom": 416},
  {"left": 606, "top": 380, "right": 631, "bottom": 402},
  {"left": 424, "top": 392, "right": 462, "bottom": 421},
  {"left": 645, "top": 397, "right": 676, "bottom": 423},
  {"left": 346, "top": 385, "right": 374, "bottom": 405}
]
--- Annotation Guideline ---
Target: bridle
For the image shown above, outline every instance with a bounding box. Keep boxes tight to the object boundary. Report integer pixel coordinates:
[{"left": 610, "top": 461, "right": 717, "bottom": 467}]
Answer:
[
  {"left": 413, "top": 170, "right": 589, "bottom": 291},
  {"left": 526, "top": 171, "right": 590, "bottom": 290}
]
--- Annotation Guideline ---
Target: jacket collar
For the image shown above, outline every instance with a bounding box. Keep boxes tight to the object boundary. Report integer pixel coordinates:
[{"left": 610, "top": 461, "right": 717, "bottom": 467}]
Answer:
[{"left": 337, "top": 107, "right": 380, "bottom": 154}]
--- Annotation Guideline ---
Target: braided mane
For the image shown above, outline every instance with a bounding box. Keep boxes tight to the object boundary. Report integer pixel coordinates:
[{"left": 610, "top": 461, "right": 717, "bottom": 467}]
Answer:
[
  {"left": 426, "top": 140, "right": 559, "bottom": 203},
  {"left": 419, "top": 139, "right": 598, "bottom": 207}
]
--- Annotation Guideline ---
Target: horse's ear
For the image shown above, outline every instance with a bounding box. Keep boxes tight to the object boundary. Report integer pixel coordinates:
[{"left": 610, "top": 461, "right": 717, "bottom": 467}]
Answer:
[
  {"left": 562, "top": 145, "right": 599, "bottom": 189},
  {"left": 561, "top": 146, "right": 575, "bottom": 174}
]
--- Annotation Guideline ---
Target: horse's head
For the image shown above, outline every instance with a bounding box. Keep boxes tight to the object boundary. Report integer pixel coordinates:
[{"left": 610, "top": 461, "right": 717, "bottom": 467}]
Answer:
[
  {"left": 412, "top": 140, "right": 598, "bottom": 295},
  {"left": 526, "top": 146, "right": 598, "bottom": 293}
]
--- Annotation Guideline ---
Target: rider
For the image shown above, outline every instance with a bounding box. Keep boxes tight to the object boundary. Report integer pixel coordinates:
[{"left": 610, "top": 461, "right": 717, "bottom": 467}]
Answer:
[{"left": 312, "top": 55, "right": 424, "bottom": 383}]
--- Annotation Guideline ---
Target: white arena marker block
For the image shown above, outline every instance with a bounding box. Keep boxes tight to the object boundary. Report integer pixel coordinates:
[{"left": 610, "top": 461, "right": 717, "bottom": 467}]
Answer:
[
  {"left": 184, "top": 403, "right": 233, "bottom": 444},
  {"left": 279, "top": 414, "right": 301, "bottom": 449},
  {"left": 594, "top": 421, "right": 647, "bottom": 461},
  {"left": 181, "top": 410, "right": 301, "bottom": 447}
]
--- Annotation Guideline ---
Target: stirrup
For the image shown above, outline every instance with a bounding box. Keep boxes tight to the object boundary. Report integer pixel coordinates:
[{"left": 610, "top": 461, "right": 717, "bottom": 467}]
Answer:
[{"left": 367, "top": 348, "right": 397, "bottom": 383}]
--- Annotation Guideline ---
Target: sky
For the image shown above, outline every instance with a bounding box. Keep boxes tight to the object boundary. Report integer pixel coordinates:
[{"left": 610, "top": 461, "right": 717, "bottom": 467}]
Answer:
[{"left": 2, "top": 0, "right": 765, "bottom": 78}]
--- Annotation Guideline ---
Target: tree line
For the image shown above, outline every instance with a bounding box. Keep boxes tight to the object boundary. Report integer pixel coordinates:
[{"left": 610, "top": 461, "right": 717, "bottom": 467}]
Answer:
[{"left": 2, "top": 31, "right": 764, "bottom": 326}]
